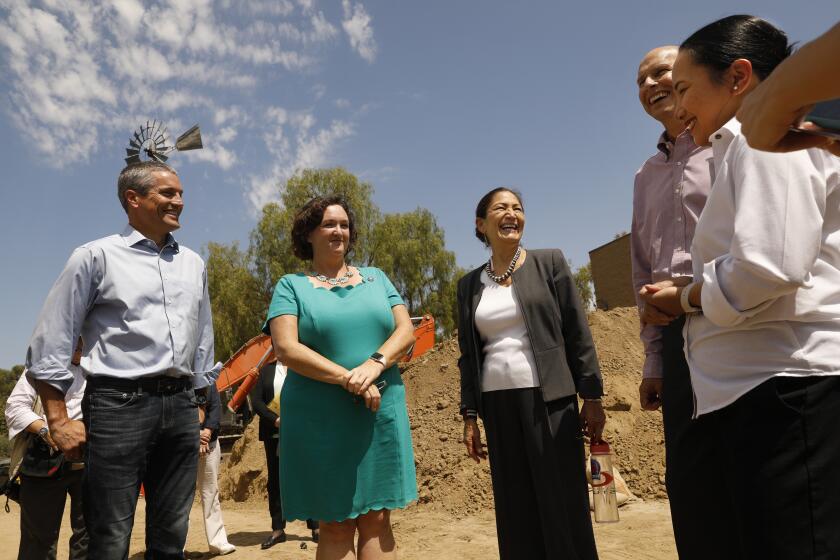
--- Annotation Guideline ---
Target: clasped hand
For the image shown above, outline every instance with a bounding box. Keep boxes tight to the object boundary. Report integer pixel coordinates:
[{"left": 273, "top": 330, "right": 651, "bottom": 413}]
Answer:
[
  {"left": 344, "top": 360, "right": 385, "bottom": 412},
  {"left": 638, "top": 279, "right": 689, "bottom": 324}
]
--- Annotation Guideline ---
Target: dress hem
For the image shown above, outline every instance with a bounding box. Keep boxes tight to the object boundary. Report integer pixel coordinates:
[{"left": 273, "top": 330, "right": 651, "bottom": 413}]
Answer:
[{"left": 284, "top": 497, "right": 418, "bottom": 523}]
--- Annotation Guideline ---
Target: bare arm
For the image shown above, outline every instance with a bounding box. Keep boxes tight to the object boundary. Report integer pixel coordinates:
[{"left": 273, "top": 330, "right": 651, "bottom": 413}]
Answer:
[
  {"left": 345, "top": 304, "right": 415, "bottom": 395},
  {"left": 738, "top": 22, "right": 840, "bottom": 154},
  {"left": 32, "top": 380, "right": 85, "bottom": 461},
  {"left": 268, "top": 314, "right": 351, "bottom": 386}
]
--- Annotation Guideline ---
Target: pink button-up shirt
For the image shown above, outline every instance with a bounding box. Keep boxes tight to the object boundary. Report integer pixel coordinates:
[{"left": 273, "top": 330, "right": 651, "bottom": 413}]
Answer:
[{"left": 631, "top": 131, "right": 712, "bottom": 378}]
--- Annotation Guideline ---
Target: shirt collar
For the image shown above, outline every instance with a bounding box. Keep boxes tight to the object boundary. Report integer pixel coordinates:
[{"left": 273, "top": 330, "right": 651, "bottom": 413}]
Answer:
[
  {"left": 121, "top": 224, "right": 179, "bottom": 253},
  {"left": 709, "top": 118, "right": 741, "bottom": 165},
  {"left": 656, "top": 129, "right": 694, "bottom": 161}
]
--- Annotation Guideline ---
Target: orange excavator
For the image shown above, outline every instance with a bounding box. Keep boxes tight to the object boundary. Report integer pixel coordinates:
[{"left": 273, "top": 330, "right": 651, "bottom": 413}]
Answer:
[{"left": 214, "top": 316, "right": 436, "bottom": 441}]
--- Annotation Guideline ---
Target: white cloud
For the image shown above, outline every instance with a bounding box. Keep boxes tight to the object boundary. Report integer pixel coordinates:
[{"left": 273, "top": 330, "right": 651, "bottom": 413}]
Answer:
[
  {"left": 341, "top": 0, "right": 377, "bottom": 63},
  {"left": 1, "top": 0, "right": 371, "bottom": 209},
  {"left": 247, "top": 115, "right": 354, "bottom": 211}
]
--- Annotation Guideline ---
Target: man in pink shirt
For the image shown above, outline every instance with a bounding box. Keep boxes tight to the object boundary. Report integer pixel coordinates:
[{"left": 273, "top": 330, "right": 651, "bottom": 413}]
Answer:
[{"left": 632, "top": 46, "right": 735, "bottom": 559}]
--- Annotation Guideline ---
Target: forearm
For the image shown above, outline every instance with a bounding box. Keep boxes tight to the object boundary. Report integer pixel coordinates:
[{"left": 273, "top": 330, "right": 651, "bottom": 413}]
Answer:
[
  {"left": 24, "top": 418, "right": 47, "bottom": 434},
  {"left": 33, "top": 380, "right": 71, "bottom": 427},
  {"left": 769, "top": 23, "right": 840, "bottom": 108},
  {"left": 273, "top": 339, "right": 349, "bottom": 385},
  {"left": 373, "top": 323, "right": 415, "bottom": 367}
]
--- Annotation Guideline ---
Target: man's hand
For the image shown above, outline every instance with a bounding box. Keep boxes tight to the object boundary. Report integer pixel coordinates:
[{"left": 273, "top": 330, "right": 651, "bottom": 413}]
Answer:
[
  {"left": 274, "top": 417, "right": 280, "bottom": 428},
  {"left": 346, "top": 360, "right": 384, "bottom": 396},
  {"left": 640, "top": 285, "right": 684, "bottom": 318},
  {"left": 198, "top": 405, "right": 206, "bottom": 425},
  {"left": 640, "top": 301, "right": 677, "bottom": 326},
  {"left": 639, "top": 378, "right": 664, "bottom": 411},
  {"left": 580, "top": 400, "right": 606, "bottom": 443},
  {"left": 463, "top": 418, "right": 487, "bottom": 463},
  {"left": 50, "top": 418, "right": 87, "bottom": 461}
]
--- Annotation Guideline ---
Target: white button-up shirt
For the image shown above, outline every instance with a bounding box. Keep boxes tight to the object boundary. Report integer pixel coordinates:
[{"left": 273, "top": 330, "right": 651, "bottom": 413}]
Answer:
[
  {"left": 26, "top": 225, "right": 220, "bottom": 394},
  {"left": 5, "top": 366, "right": 85, "bottom": 441},
  {"left": 686, "top": 118, "right": 840, "bottom": 415}
]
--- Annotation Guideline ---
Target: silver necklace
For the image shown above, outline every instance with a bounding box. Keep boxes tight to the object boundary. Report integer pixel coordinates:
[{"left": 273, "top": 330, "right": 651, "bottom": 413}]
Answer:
[
  {"left": 485, "top": 246, "right": 522, "bottom": 284},
  {"left": 311, "top": 267, "right": 354, "bottom": 286}
]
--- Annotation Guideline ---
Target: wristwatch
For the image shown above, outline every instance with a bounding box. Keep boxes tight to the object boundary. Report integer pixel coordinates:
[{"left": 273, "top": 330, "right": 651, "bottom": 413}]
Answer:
[
  {"left": 38, "top": 426, "right": 49, "bottom": 440},
  {"left": 369, "top": 352, "right": 387, "bottom": 368}
]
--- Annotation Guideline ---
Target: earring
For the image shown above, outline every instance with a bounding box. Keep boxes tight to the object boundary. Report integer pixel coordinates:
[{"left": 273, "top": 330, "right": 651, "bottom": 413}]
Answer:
[{"left": 733, "top": 86, "right": 739, "bottom": 91}]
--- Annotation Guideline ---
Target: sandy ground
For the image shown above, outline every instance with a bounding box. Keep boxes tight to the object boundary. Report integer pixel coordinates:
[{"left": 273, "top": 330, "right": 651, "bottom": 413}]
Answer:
[{"left": 0, "top": 498, "right": 676, "bottom": 559}]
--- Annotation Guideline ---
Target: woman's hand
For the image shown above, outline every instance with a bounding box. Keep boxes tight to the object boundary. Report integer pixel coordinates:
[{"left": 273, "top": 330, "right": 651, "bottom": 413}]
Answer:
[
  {"left": 346, "top": 360, "right": 385, "bottom": 395},
  {"left": 580, "top": 400, "right": 606, "bottom": 443},
  {"left": 463, "top": 418, "right": 487, "bottom": 463},
  {"left": 361, "top": 383, "right": 381, "bottom": 412}
]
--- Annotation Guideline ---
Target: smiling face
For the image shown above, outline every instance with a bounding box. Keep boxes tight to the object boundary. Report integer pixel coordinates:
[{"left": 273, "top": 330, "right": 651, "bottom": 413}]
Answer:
[
  {"left": 637, "top": 46, "right": 679, "bottom": 125},
  {"left": 476, "top": 190, "right": 525, "bottom": 249},
  {"left": 125, "top": 170, "right": 184, "bottom": 243},
  {"left": 308, "top": 204, "right": 351, "bottom": 260},
  {"left": 672, "top": 50, "right": 747, "bottom": 146}
]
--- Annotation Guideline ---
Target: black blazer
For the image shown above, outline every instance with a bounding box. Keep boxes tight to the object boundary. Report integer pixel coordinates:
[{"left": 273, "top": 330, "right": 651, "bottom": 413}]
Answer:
[
  {"left": 457, "top": 249, "right": 603, "bottom": 417},
  {"left": 249, "top": 361, "right": 281, "bottom": 442}
]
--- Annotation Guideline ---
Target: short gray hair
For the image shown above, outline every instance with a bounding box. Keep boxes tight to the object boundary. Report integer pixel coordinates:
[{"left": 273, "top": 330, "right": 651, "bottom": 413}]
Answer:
[{"left": 117, "top": 161, "right": 179, "bottom": 212}]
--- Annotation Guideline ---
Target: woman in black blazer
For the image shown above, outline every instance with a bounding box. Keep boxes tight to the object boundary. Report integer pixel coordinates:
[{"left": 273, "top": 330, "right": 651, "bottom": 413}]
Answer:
[
  {"left": 249, "top": 361, "right": 318, "bottom": 548},
  {"left": 457, "top": 187, "right": 606, "bottom": 560}
]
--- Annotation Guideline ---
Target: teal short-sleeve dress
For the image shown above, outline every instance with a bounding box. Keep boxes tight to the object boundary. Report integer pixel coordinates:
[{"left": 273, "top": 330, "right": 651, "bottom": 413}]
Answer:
[{"left": 263, "top": 267, "right": 418, "bottom": 522}]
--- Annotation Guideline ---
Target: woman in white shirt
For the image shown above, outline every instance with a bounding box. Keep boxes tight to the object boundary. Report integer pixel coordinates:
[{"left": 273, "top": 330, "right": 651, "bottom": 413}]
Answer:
[{"left": 642, "top": 15, "right": 840, "bottom": 559}]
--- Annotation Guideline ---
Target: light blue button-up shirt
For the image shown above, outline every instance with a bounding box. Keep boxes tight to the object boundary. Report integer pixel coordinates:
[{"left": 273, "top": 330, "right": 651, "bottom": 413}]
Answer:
[{"left": 26, "top": 225, "right": 220, "bottom": 394}]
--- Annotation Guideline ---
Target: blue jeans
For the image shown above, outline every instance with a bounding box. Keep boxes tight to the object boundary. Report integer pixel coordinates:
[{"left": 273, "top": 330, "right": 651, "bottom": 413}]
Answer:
[{"left": 82, "top": 383, "right": 199, "bottom": 559}]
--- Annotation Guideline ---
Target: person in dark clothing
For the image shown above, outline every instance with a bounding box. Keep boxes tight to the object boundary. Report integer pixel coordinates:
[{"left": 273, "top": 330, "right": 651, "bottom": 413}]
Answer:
[{"left": 249, "top": 361, "right": 317, "bottom": 549}]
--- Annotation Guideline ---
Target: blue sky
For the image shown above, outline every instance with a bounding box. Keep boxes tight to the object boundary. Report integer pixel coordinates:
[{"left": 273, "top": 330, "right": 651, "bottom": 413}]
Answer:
[{"left": 0, "top": 0, "right": 836, "bottom": 367}]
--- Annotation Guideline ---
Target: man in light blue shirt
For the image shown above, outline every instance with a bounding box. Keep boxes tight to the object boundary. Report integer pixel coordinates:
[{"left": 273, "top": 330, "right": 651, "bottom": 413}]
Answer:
[{"left": 25, "top": 160, "right": 220, "bottom": 559}]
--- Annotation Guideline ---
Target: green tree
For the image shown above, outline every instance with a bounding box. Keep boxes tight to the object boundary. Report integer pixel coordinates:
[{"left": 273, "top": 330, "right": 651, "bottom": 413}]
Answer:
[
  {"left": 572, "top": 262, "right": 594, "bottom": 310},
  {"left": 369, "top": 209, "right": 462, "bottom": 336},
  {"left": 206, "top": 242, "right": 267, "bottom": 362}
]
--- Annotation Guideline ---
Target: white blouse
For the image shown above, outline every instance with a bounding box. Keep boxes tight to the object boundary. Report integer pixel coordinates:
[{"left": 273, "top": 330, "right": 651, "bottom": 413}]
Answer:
[
  {"left": 474, "top": 270, "right": 540, "bottom": 392},
  {"left": 686, "top": 118, "right": 840, "bottom": 416}
]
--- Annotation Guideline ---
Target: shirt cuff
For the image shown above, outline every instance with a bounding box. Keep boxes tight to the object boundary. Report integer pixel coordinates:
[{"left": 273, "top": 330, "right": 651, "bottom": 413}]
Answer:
[
  {"left": 642, "top": 352, "right": 664, "bottom": 379},
  {"left": 701, "top": 259, "right": 749, "bottom": 327},
  {"left": 576, "top": 375, "right": 604, "bottom": 400},
  {"left": 7, "top": 411, "right": 44, "bottom": 441},
  {"left": 192, "top": 362, "right": 223, "bottom": 390},
  {"left": 26, "top": 365, "right": 73, "bottom": 395}
]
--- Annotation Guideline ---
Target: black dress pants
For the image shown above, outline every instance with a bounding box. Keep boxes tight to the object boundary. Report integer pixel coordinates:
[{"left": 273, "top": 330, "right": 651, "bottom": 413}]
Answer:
[
  {"left": 18, "top": 468, "right": 88, "bottom": 560},
  {"left": 703, "top": 375, "right": 840, "bottom": 560},
  {"left": 482, "top": 388, "right": 598, "bottom": 560},
  {"left": 264, "top": 436, "right": 317, "bottom": 532},
  {"left": 660, "top": 318, "right": 739, "bottom": 560}
]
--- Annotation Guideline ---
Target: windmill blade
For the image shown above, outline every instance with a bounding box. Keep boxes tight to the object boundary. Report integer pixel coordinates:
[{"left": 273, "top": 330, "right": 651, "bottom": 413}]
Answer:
[
  {"left": 129, "top": 138, "right": 141, "bottom": 150},
  {"left": 126, "top": 148, "right": 140, "bottom": 157},
  {"left": 125, "top": 154, "right": 141, "bottom": 165},
  {"left": 175, "top": 125, "right": 203, "bottom": 151}
]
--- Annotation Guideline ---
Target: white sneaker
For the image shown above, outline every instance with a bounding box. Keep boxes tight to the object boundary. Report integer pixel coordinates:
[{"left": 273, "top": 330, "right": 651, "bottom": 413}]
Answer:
[{"left": 210, "top": 543, "right": 236, "bottom": 555}]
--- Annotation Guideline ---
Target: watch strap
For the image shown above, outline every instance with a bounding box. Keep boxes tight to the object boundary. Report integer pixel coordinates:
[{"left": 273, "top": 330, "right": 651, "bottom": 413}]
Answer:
[{"left": 680, "top": 283, "right": 702, "bottom": 313}]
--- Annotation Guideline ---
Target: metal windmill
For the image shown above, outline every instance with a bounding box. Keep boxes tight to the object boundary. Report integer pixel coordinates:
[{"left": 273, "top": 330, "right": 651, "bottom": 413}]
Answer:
[{"left": 124, "top": 120, "right": 203, "bottom": 164}]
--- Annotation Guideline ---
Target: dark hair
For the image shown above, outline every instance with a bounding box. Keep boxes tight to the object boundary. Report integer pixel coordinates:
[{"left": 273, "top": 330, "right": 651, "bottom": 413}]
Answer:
[
  {"left": 117, "top": 161, "right": 178, "bottom": 213},
  {"left": 474, "top": 187, "right": 524, "bottom": 245},
  {"left": 291, "top": 195, "right": 357, "bottom": 260},
  {"left": 680, "top": 15, "right": 792, "bottom": 83}
]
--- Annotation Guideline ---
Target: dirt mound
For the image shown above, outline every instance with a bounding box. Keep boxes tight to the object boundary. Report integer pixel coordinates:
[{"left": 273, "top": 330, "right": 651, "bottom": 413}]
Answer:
[{"left": 220, "top": 307, "right": 667, "bottom": 508}]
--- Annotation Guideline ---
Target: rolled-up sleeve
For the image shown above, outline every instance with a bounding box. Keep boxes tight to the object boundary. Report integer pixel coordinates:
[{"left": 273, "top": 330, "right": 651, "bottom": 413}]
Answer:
[
  {"left": 5, "top": 371, "right": 43, "bottom": 441},
  {"left": 192, "top": 264, "right": 221, "bottom": 389},
  {"left": 701, "top": 143, "right": 825, "bottom": 327},
  {"left": 26, "top": 247, "right": 100, "bottom": 394}
]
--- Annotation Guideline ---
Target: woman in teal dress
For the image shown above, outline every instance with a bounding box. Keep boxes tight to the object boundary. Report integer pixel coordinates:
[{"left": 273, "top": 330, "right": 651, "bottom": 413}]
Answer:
[{"left": 264, "top": 195, "right": 418, "bottom": 560}]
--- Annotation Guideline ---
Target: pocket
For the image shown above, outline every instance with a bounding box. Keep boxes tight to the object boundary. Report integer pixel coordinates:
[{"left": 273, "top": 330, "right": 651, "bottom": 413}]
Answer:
[
  {"left": 772, "top": 376, "right": 808, "bottom": 416},
  {"left": 89, "top": 390, "right": 141, "bottom": 411}
]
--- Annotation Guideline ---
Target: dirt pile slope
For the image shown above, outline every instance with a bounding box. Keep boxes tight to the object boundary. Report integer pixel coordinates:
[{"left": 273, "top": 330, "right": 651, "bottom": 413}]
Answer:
[{"left": 219, "top": 307, "right": 667, "bottom": 508}]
